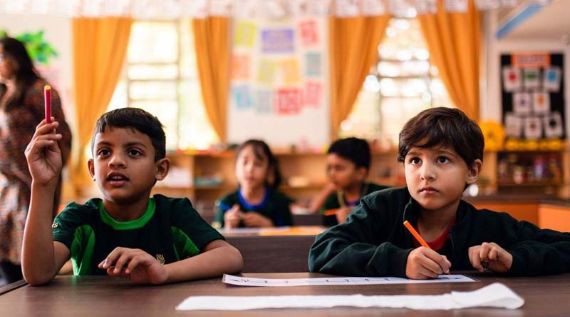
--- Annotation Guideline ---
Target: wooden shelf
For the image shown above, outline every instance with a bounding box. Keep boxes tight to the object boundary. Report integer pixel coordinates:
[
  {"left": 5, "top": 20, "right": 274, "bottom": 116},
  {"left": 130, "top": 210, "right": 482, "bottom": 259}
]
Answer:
[{"left": 162, "top": 150, "right": 402, "bottom": 208}]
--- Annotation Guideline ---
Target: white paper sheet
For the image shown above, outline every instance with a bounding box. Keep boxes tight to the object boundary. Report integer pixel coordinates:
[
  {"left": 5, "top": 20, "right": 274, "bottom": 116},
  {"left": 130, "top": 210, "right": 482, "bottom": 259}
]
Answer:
[
  {"left": 222, "top": 274, "right": 474, "bottom": 287},
  {"left": 176, "top": 283, "right": 524, "bottom": 311}
]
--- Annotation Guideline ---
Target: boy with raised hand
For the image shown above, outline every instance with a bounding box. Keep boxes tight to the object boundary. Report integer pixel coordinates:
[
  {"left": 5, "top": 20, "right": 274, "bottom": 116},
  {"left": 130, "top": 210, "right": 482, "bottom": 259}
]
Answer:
[
  {"left": 22, "top": 108, "right": 242, "bottom": 286},
  {"left": 309, "top": 107, "right": 570, "bottom": 278}
]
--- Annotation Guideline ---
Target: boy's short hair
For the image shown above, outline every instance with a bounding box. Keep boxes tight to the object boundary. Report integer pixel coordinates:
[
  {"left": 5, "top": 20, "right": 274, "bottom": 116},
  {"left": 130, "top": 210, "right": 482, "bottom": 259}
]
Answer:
[
  {"left": 397, "top": 107, "right": 484, "bottom": 166},
  {"left": 328, "top": 137, "right": 371, "bottom": 169},
  {"left": 92, "top": 108, "right": 166, "bottom": 161}
]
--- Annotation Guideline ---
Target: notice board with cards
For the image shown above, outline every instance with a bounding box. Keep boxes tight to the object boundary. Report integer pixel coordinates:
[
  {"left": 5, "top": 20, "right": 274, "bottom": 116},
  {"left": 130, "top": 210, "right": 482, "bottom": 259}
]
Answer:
[
  {"left": 227, "top": 17, "right": 329, "bottom": 149},
  {"left": 500, "top": 52, "right": 565, "bottom": 140}
]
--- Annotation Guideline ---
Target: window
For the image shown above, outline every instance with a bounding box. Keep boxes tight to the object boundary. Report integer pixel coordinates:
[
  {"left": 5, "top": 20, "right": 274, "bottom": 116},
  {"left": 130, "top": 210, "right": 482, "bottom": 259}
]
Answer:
[
  {"left": 340, "top": 17, "right": 454, "bottom": 146},
  {"left": 108, "top": 19, "right": 219, "bottom": 151}
]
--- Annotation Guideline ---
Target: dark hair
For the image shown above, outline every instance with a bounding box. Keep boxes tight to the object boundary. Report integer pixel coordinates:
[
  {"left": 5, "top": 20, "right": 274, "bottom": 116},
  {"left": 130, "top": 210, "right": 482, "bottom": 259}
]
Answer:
[
  {"left": 398, "top": 107, "right": 484, "bottom": 166},
  {"left": 236, "top": 139, "right": 282, "bottom": 189},
  {"left": 0, "top": 37, "right": 41, "bottom": 107},
  {"left": 92, "top": 108, "right": 166, "bottom": 161},
  {"left": 327, "top": 137, "right": 371, "bottom": 169}
]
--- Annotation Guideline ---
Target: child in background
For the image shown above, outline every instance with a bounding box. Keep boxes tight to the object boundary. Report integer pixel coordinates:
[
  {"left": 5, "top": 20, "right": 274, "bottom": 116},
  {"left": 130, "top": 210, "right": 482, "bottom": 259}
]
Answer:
[
  {"left": 22, "top": 108, "right": 243, "bottom": 286},
  {"left": 309, "top": 107, "right": 570, "bottom": 278},
  {"left": 214, "top": 139, "right": 294, "bottom": 228},
  {"left": 309, "top": 137, "right": 389, "bottom": 226}
]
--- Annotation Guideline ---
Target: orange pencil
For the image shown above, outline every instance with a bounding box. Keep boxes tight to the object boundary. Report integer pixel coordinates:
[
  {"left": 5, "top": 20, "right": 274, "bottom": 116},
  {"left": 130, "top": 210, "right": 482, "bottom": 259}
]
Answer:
[
  {"left": 403, "top": 220, "right": 430, "bottom": 249},
  {"left": 322, "top": 209, "right": 339, "bottom": 216}
]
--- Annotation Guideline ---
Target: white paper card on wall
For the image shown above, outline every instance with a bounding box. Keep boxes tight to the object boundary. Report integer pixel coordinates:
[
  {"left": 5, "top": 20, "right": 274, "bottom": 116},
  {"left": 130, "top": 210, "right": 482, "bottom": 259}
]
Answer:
[
  {"left": 505, "top": 113, "right": 523, "bottom": 138},
  {"left": 543, "top": 112, "right": 563, "bottom": 138},
  {"left": 475, "top": 0, "right": 500, "bottom": 10},
  {"left": 334, "top": 0, "right": 360, "bottom": 17},
  {"left": 361, "top": 0, "right": 386, "bottom": 15},
  {"left": 523, "top": 68, "right": 541, "bottom": 90},
  {"left": 445, "top": 0, "right": 468, "bottom": 12},
  {"left": 502, "top": 66, "right": 521, "bottom": 92},
  {"left": 415, "top": 0, "right": 438, "bottom": 14},
  {"left": 524, "top": 117, "right": 542, "bottom": 140},
  {"left": 513, "top": 92, "right": 531, "bottom": 115},
  {"left": 532, "top": 92, "right": 550, "bottom": 114},
  {"left": 543, "top": 67, "right": 561, "bottom": 92}
]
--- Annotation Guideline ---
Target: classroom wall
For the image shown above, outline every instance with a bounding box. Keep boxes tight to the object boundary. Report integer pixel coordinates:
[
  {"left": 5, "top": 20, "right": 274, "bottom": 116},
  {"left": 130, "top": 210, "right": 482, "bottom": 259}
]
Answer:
[
  {"left": 3, "top": 12, "right": 564, "bottom": 134},
  {"left": 481, "top": 10, "right": 570, "bottom": 129},
  {"left": 0, "top": 13, "right": 75, "bottom": 127}
]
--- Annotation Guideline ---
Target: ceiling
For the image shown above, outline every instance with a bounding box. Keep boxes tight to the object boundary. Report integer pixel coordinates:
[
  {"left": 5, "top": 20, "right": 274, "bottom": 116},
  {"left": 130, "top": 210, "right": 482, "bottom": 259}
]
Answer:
[{"left": 500, "top": 0, "right": 570, "bottom": 42}]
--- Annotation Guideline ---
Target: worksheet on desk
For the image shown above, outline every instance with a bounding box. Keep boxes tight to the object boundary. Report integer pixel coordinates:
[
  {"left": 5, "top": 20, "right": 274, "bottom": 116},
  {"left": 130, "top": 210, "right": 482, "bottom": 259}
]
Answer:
[{"left": 222, "top": 274, "right": 474, "bottom": 287}]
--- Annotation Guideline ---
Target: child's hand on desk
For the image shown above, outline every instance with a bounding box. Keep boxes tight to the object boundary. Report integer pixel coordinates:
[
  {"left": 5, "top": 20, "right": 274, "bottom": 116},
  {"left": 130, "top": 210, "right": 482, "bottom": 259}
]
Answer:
[
  {"left": 406, "top": 247, "right": 451, "bottom": 279},
  {"left": 98, "top": 247, "right": 168, "bottom": 285},
  {"left": 468, "top": 242, "right": 513, "bottom": 273},
  {"left": 335, "top": 207, "right": 352, "bottom": 224},
  {"left": 241, "top": 212, "right": 273, "bottom": 227},
  {"left": 224, "top": 205, "right": 242, "bottom": 229}
]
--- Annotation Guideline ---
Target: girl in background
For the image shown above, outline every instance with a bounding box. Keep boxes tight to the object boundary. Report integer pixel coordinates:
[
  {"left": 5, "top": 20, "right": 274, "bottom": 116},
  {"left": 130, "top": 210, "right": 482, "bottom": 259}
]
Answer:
[
  {"left": 214, "top": 139, "right": 293, "bottom": 228},
  {"left": 0, "top": 37, "right": 72, "bottom": 284}
]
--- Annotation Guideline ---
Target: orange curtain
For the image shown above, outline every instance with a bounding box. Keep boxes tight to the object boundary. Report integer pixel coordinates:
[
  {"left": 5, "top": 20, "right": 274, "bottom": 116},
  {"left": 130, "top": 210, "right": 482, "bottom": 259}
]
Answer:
[
  {"left": 417, "top": 0, "right": 481, "bottom": 120},
  {"left": 71, "top": 17, "right": 132, "bottom": 189},
  {"left": 192, "top": 17, "right": 230, "bottom": 141},
  {"left": 329, "top": 15, "right": 390, "bottom": 137}
]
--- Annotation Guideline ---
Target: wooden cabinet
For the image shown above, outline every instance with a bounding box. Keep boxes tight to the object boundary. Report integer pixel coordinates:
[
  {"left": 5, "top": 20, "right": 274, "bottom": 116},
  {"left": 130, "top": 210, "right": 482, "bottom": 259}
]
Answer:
[
  {"left": 153, "top": 150, "right": 404, "bottom": 214},
  {"left": 479, "top": 150, "right": 570, "bottom": 198}
]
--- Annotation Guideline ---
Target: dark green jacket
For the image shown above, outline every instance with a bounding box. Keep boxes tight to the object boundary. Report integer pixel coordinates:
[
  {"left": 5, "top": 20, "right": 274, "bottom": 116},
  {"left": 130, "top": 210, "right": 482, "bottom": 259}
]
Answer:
[{"left": 309, "top": 187, "right": 570, "bottom": 277}]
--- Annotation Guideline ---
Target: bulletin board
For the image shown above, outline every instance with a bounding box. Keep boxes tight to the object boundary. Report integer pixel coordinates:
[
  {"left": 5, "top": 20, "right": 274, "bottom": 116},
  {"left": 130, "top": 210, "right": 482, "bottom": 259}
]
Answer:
[
  {"left": 500, "top": 52, "right": 566, "bottom": 140},
  {"left": 227, "top": 17, "right": 329, "bottom": 149}
]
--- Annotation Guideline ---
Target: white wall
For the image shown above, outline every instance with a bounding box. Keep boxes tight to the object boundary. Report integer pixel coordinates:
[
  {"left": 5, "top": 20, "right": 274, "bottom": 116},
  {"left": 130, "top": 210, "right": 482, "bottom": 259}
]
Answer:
[
  {"left": 481, "top": 11, "right": 570, "bottom": 129},
  {"left": 0, "top": 14, "right": 74, "bottom": 122}
]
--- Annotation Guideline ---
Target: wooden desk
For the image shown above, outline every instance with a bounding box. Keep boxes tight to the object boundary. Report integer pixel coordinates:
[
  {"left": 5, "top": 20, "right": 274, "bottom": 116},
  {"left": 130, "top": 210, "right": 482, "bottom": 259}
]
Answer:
[
  {"left": 1, "top": 273, "right": 568, "bottom": 316},
  {"left": 221, "top": 227, "right": 324, "bottom": 273}
]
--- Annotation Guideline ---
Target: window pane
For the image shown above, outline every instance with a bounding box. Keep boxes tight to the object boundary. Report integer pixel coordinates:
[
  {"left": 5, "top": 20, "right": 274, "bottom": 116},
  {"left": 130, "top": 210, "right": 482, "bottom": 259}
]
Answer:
[
  {"left": 128, "top": 22, "right": 178, "bottom": 63},
  {"left": 179, "top": 80, "right": 219, "bottom": 149},
  {"left": 344, "top": 17, "right": 455, "bottom": 145},
  {"left": 135, "top": 100, "right": 179, "bottom": 150},
  {"left": 180, "top": 19, "right": 199, "bottom": 79},
  {"left": 128, "top": 65, "right": 178, "bottom": 80},
  {"left": 130, "top": 81, "right": 177, "bottom": 100}
]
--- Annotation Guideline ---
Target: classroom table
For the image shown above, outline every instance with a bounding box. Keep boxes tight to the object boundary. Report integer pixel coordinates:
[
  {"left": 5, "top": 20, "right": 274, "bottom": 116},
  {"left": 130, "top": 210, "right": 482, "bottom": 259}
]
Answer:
[
  {"left": 0, "top": 272, "right": 567, "bottom": 316},
  {"left": 221, "top": 226, "right": 324, "bottom": 273}
]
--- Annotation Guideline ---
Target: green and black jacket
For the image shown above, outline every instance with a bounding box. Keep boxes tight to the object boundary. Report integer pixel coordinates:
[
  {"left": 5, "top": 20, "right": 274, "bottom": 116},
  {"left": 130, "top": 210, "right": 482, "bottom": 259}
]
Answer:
[
  {"left": 309, "top": 187, "right": 570, "bottom": 277},
  {"left": 52, "top": 195, "right": 223, "bottom": 275},
  {"left": 321, "top": 182, "right": 389, "bottom": 227}
]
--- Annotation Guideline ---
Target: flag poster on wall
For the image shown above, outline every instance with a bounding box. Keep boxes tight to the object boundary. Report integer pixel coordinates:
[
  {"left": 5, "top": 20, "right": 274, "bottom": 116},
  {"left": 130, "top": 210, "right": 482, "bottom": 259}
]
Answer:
[
  {"left": 501, "top": 53, "right": 566, "bottom": 144},
  {"left": 227, "top": 17, "right": 329, "bottom": 149}
]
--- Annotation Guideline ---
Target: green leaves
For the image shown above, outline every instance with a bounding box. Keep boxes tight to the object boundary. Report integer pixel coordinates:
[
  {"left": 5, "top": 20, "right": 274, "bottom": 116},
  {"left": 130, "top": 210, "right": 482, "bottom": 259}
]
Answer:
[{"left": 0, "top": 29, "right": 58, "bottom": 65}]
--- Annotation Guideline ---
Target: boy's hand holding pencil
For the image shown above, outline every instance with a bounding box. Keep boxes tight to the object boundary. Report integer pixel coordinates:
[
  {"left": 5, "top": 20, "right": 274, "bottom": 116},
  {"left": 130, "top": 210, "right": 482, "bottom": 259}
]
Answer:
[
  {"left": 403, "top": 220, "right": 451, "bottom": 279},
  {"left": 25, "top": 85, "right": 62, "bottom": 187}
]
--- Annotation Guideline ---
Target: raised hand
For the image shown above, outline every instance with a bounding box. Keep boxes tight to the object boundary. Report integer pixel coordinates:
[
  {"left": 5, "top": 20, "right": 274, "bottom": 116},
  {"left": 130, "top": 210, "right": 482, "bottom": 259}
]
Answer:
[{"left": 24, "top": 119, "right": 63, "bottom": 186}]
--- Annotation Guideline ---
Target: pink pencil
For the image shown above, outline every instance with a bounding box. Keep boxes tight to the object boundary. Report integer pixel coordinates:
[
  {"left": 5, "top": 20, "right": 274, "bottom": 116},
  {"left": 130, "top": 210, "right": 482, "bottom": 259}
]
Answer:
[{"left": 44, "top": 85, "right": 51, "bottom": 123}]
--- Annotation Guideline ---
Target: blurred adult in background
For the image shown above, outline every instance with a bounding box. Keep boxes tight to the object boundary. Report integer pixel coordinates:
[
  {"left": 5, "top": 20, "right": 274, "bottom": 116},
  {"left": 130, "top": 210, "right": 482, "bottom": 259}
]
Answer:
[{"left": 0, "top": 36, "right": 71, "bottom": 284}]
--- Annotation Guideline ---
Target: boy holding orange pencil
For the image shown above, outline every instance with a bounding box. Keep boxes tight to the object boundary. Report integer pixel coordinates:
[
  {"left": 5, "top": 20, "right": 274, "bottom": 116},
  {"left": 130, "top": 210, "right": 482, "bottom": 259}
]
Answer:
[
  {"left": 309, "top": 107, "right": 570, "bottom": 279},
  {"left": 309, "top": 137, "right": 389, "bottom": 226}
]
